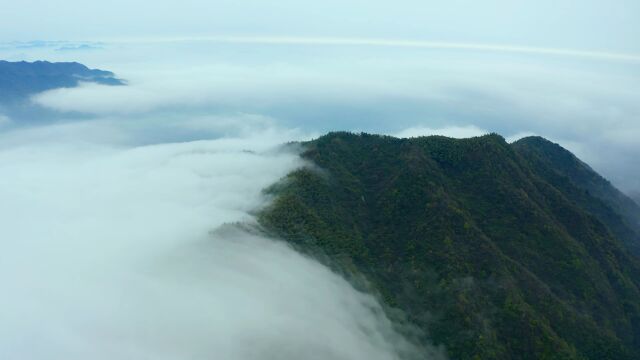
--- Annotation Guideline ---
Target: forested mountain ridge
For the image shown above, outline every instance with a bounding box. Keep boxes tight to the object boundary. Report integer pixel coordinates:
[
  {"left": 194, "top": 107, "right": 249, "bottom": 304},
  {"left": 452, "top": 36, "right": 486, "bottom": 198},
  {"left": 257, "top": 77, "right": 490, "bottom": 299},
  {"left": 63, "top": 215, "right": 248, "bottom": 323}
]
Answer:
[{"left": 258, "top": 132, "right": 640, "bottom": 360}]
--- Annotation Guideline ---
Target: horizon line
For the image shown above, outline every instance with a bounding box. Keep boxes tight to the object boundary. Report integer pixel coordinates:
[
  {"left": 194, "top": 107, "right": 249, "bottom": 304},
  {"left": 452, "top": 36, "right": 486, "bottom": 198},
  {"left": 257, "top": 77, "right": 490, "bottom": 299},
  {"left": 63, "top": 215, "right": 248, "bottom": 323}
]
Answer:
[
  {"left": 4, "top": 36, "right": 640, "bottom": 63},
  {"left": 110, "top": 35, "right": 640, "bottom": 63}
]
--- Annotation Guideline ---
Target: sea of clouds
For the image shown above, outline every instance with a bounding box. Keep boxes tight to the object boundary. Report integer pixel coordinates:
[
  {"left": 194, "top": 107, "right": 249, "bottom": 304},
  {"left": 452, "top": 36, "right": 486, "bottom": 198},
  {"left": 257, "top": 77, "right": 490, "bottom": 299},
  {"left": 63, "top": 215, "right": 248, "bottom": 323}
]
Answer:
[
  {"left": 0, "top": 117, "right": 443, "bottom": 359},
  {"left": 6, "top": 39, "right": 638, "bottom": 192}
]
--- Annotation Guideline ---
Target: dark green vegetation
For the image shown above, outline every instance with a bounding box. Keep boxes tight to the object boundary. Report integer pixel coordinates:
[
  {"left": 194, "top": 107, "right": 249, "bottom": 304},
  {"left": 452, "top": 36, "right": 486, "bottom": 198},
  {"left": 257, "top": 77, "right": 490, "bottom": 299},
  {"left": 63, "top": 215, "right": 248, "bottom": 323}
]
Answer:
[
  {"left": 513, "top": 137, "right": 640, "bottom": 257},
  {"left": 258, "top": 132, "right": 640, "bottom": 360}
]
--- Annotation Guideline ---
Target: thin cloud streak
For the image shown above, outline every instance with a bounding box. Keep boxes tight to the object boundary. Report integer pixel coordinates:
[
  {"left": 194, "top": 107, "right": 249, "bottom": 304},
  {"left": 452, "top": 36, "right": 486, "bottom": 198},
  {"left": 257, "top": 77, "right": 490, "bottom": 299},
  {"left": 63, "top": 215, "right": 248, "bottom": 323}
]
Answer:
[{"left": 108, "top": 36, "right": 640, "bottom": 63}]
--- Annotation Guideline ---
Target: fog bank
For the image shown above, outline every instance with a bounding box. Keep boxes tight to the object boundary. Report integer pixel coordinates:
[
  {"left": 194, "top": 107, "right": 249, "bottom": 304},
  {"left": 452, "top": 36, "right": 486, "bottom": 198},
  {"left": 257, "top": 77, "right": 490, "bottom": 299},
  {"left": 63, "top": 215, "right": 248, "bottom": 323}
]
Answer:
[{"left": 0, "top": 125, "right": 438, "bottom": 359}]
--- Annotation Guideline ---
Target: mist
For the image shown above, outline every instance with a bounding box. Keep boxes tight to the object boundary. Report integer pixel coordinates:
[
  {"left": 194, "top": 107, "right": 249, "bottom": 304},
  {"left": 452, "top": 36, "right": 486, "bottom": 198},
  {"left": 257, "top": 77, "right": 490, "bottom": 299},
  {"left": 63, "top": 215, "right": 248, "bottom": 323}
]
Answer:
[
  {"left": 0, "top": 121, "right": 442, "bottom": 359},
  {"left": 10, "top": 40, "right": 637, "bottom": 193}
]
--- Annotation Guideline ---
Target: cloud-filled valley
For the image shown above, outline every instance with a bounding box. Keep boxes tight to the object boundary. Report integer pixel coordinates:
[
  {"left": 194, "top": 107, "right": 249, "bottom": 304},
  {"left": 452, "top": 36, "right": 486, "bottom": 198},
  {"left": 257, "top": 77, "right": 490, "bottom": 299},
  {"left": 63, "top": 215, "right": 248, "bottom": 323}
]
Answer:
[{"left": 0, "top": 123, "right": 443, "bottom": 359}]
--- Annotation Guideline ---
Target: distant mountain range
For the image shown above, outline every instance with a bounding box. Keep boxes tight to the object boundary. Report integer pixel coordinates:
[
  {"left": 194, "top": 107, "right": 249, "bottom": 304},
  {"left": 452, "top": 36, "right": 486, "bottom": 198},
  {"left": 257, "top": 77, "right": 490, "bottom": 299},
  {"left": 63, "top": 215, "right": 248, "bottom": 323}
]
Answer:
[
  {"left": 0, "top": 60, "right": 123, "bottom": 102},
  {"left": 259, "top": 132, "right": 640, "bottom": 359},
  {"left": 0, "top": 60, "right": 124, "bottom": 124}
]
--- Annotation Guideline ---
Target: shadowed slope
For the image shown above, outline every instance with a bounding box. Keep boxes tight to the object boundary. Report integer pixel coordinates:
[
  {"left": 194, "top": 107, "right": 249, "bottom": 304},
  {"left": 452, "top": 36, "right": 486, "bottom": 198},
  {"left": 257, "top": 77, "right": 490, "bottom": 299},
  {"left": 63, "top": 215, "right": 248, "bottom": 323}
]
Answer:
[{"left": 513, "top": 136, "right": 640, "bottom": 256}]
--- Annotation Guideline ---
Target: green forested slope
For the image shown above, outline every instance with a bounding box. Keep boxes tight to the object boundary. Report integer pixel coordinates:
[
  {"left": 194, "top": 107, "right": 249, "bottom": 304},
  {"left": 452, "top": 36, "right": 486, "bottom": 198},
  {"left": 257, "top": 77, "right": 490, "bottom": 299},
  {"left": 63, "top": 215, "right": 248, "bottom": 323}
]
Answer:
[
  {"left": 259, "top": 132, "right": 640, "bottom": 360},
  {"left": 513, "top": 136, "right": 640, "bottom": 257}
]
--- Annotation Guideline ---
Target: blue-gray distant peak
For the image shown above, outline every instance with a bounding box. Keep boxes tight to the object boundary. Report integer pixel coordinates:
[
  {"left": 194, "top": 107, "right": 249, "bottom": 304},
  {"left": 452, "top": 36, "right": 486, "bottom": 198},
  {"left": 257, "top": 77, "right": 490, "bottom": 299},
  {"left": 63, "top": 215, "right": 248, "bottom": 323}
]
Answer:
[{"left": 0, "top": 60, "right": 124, "bottom": 102}]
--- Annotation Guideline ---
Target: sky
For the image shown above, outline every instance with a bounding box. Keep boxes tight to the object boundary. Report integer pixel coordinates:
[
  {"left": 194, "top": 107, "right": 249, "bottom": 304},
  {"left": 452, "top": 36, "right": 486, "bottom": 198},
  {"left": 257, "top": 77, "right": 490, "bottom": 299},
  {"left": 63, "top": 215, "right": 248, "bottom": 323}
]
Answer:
[
  {"left": 1, "top": 1, "right": 640, "bottom": 359},
  {"left": 2, "top": 0, "right": 640, "bottom": 53}
]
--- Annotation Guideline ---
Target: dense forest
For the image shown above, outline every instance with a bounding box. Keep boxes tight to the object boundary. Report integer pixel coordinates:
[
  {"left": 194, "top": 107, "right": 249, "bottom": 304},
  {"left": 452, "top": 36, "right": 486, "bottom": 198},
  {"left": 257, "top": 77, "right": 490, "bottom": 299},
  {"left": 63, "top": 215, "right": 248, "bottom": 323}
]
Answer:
[{"left": 258, "top": 132, "right": 640, "bottom": 360}]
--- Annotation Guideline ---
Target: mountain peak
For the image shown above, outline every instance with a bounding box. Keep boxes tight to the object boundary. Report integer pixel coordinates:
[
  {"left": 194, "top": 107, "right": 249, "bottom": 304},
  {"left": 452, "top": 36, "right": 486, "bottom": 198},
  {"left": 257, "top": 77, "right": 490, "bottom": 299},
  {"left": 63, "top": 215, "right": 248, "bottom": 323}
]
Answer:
[{"left": 513, "top": 136, "right": 586, "bottom": 166}]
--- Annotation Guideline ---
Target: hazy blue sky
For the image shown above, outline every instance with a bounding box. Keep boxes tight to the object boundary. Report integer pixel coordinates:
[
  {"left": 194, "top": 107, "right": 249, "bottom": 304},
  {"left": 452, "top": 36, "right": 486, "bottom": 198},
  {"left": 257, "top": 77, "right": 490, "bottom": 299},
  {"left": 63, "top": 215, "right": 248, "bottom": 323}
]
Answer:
[{"left": 2, "top": 0, "right": 640, "bottom": 53}]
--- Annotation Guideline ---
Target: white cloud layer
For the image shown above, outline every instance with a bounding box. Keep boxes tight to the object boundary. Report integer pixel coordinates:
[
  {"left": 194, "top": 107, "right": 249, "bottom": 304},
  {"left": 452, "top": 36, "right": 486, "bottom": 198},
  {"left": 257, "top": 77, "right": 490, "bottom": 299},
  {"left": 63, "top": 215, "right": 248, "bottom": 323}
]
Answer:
[
  {"left": 0, "top": 123, "right": 436, "bottom": 359},
  {"left": 21, "top": 41, "right": 639, "bottom": 192}
]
